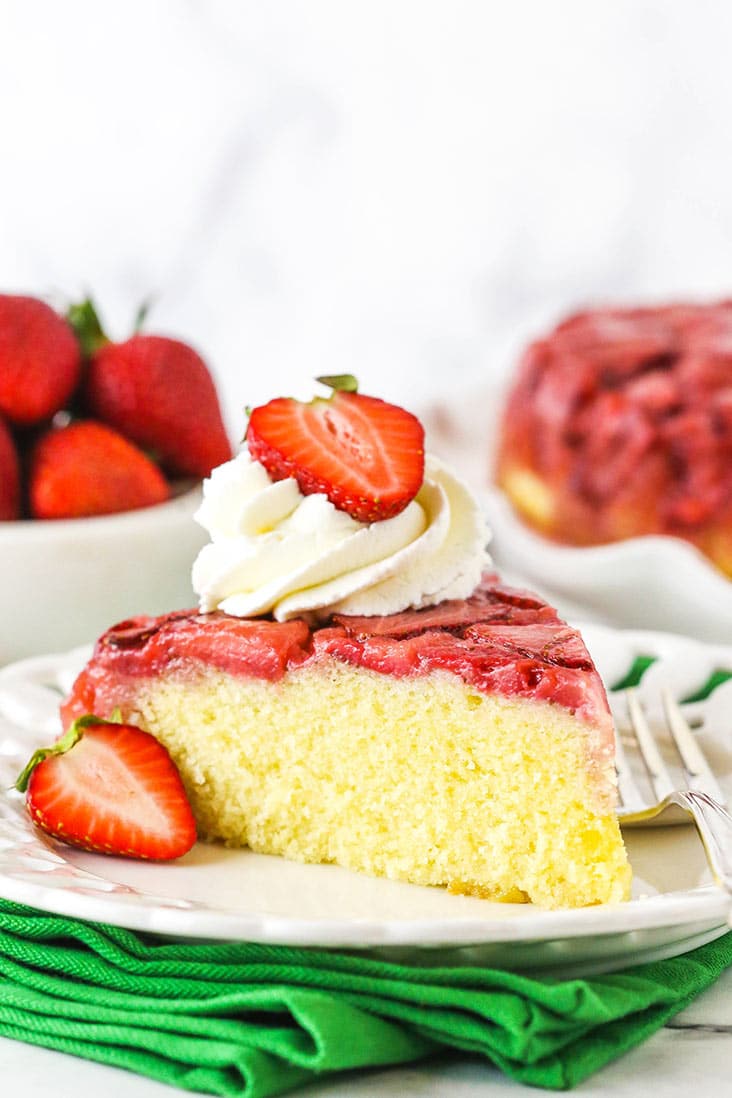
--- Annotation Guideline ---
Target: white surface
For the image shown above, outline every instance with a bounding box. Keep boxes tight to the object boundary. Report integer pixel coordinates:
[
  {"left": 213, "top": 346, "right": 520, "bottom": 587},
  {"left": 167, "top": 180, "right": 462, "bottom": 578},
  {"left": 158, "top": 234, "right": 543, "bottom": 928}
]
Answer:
[
  {"left": 1, "top": 630, "right": 731, "bottom": 981},
  {"left": 0, "top": 487, "right": 206, "bottom": 665}
]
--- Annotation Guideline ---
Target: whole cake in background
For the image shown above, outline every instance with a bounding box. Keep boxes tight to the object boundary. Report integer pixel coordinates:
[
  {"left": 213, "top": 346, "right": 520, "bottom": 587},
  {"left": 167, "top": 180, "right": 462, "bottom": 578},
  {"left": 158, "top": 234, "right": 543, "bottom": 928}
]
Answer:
[
  {"left": 57, "top": 376, "right": 631, "bottom": 910},
  {"left": 495, "top": 302, "right": 732, "bottom": 576}
]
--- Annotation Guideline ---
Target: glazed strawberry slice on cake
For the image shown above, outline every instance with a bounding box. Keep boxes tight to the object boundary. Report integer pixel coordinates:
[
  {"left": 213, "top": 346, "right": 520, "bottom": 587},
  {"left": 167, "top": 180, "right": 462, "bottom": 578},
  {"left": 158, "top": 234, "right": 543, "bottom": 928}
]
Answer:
[{"left": 61, "top": 378, "right": 631, "bottom": 908}]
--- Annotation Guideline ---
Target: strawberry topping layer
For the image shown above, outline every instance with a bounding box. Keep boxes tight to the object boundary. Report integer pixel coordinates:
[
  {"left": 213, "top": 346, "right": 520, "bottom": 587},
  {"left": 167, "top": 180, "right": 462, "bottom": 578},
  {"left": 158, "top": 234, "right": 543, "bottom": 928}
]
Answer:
[{"left": 62, "top": 576, "right": 610, "bottom": 731}]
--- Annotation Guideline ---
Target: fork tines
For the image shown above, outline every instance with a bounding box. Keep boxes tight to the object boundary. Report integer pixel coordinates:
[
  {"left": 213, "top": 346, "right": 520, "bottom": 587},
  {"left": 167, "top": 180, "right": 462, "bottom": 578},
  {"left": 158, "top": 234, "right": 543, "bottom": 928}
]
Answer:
[
  {"left": 659, "top": 688, "right": 727, "bottom": 804},
  {"left": 619, "top": 687, "right": 727, "bottom": 812},
  {"left": 613, "top": 696, "right": 650, "bottom": 815}
]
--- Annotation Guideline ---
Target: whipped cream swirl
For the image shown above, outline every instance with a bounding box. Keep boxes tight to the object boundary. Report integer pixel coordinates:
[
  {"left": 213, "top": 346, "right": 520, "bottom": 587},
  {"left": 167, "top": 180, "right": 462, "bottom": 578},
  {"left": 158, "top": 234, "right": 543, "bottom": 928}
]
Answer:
[{"left": 192, "top": 447, "right": 491, "bottom": 621}]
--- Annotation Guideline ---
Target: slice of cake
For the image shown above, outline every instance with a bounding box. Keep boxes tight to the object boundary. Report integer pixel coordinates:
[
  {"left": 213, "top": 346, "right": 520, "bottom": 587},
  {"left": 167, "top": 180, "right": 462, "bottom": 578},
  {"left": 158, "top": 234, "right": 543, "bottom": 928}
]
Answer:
[
  {"left": 60, "top": 377, "right": 631, "bottom": 909},
  {"left": 62, "top": 576, "right": 630, "bottom": 909}
]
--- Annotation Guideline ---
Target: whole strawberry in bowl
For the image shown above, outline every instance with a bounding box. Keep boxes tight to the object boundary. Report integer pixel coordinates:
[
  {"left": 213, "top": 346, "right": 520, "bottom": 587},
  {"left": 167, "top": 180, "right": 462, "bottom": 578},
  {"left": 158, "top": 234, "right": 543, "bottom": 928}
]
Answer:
[
  {"left": 0, "top": 294, "right": 81, "bottom": 427},
  {"left": 69, "top": 298, "right": 232, "bottom": 479},
  {"left": 0, "top": 293, "right": 233, "bottom": 664},
  {"left": 28, "top": 420, "right": 171, "bottom": 519}
]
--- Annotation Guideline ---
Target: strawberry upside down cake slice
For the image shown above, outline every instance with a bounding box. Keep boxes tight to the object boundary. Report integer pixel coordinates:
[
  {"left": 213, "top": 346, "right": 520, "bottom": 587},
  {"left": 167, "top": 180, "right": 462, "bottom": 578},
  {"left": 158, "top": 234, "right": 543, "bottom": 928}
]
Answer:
[{"left": 61, "top": 377, "right": 631, "bottom": 909}]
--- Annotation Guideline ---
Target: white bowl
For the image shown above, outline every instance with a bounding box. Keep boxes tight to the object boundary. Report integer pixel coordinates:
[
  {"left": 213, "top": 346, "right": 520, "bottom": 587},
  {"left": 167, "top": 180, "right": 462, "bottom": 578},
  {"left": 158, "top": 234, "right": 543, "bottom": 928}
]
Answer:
[
  {"left": 483, "top": 486, "right": 732, "bottom": 643},
  {"left": 0, "top": 486, "right": 208, "bottom": 664}
]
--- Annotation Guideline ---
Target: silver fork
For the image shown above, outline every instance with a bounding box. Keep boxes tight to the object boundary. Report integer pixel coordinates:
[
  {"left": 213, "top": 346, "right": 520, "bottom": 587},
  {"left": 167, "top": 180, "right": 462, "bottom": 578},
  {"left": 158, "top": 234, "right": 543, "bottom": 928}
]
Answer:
[{"left": 614, "top": 686, "right": 732, "bottom": 910}]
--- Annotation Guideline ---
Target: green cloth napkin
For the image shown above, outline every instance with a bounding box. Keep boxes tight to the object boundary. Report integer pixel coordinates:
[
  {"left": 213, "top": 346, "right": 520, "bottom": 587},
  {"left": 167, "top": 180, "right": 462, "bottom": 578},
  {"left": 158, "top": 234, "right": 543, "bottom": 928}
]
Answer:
[{"left": 1, "top": 901, "right": 731, "bottom": 1096}]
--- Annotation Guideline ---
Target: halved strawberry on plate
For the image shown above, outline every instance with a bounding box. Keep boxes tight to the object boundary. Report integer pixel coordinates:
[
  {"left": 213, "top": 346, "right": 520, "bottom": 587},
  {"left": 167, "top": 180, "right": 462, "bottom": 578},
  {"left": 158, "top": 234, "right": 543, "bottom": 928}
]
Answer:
[
  {"left": 246, "top": 375, "right": 425, "bottom": 524},
  {"left": 15, "top": 715, "right": 197, "bottom": 860}
]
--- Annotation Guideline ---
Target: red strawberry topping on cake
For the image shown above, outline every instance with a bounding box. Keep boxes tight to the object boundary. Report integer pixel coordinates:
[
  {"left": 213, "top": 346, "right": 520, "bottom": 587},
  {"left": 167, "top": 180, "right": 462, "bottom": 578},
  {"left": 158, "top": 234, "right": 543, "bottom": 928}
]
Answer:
[{"left": 61, "top": 576, "right": 610, "bottom": 739}]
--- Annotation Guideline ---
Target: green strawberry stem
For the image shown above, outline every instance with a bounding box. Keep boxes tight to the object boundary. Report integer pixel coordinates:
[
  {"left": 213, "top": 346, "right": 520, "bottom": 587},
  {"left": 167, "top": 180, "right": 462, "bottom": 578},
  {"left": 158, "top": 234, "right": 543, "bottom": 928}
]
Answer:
[
  {"left": 14, "top": 712, "right": 123, "bottom": 793},
  {"left": 316, "top": 374, "right": 359, "bottom": 394},
  {"left": 68, "top": 296, "right": 155, "bottom": 357},
  {"left": 133, "top": 299, "right": 154, "bottom": 332},
  {"left": 66, "top": 298, "right": 109, "bottom": 357}
]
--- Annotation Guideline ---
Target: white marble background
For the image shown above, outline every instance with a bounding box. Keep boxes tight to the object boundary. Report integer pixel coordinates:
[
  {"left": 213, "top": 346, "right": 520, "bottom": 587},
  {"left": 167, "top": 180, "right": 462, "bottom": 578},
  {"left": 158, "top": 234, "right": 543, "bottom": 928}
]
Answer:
[{"left": 1, "top": 0, "right": 731, "bottom": 456}]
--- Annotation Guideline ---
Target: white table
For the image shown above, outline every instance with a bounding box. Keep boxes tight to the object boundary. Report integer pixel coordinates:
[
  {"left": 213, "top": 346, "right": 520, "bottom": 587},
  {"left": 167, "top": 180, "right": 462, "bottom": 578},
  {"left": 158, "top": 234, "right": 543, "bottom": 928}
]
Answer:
[{"left": 3, "top": 961, "right": 731, "bottom": 1097}]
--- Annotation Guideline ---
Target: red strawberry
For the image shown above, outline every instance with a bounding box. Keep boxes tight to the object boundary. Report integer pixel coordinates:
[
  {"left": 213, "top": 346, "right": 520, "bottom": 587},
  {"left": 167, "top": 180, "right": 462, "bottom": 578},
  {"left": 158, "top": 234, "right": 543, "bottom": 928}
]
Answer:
[
  {"left": 246, "top": 376, "right": 425, "bottom": 523},
  {"left": 0, "top": 295, "right": 81, "bottom": 425},
  {"left": 0, "top": 416, "right": 20, "bottom": 519},
  {"left": 15, "top": 715, "right": 197, "bottom": 860},
  {"left": 29, "top": 420, "right": 170, "bottom": 519},
  {"left": 69, "top": 299, "right": 232, "bottom": 478}
]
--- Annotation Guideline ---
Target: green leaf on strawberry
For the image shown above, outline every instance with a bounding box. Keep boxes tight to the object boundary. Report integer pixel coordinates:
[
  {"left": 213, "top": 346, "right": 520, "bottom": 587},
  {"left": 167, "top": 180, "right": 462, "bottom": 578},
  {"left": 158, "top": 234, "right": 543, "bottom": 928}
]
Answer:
[
  {"left": 316, "top": 374, "right": 359, "bottom": 393},
  {"left": 14, "top": 713, "right": 112, "bottom": 792},
  {"left": 66, "top": 297, "right": 109, "bottom": 358}
]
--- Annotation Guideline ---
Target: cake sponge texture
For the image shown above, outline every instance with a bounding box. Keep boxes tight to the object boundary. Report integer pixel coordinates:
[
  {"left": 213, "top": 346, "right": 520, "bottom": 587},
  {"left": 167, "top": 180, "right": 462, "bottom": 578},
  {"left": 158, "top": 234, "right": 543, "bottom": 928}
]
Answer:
[{"left": 121, "top": 661, "right": 630, "bottom": 910}]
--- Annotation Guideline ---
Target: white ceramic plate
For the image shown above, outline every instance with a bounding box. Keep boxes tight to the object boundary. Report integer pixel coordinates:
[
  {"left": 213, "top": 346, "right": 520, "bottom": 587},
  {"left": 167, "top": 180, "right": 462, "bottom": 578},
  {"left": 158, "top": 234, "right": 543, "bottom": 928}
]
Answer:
[{"left": 0, "top": 630, "right": 731, "bottom": 979}]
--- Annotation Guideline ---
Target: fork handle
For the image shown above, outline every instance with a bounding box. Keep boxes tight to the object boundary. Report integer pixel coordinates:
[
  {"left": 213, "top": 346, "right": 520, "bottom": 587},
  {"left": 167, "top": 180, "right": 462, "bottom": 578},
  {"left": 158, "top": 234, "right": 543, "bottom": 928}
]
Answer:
[{"left": 673, "top": 791, "right": 732, "bottom": 922}]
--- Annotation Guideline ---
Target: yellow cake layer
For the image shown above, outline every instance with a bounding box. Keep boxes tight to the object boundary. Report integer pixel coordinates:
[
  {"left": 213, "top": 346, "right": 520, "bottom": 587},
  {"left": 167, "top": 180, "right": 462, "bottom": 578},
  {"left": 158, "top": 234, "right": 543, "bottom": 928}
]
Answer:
[{"left": 121, "top": 661, "right": 631, "bottom": 909}]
